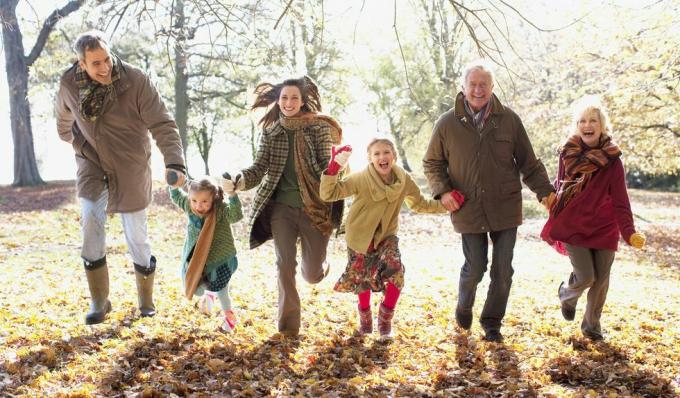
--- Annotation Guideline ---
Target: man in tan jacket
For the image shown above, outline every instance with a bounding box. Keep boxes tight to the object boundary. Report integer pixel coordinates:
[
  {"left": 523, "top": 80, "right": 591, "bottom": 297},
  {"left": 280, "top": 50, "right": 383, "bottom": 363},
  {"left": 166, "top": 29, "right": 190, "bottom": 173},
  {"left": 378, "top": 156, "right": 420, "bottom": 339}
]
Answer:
[
  {"left": 55, "top": 31, "right": 186, "bottom": 324},
  {"left": 423, "top": 60, "right": 554, "bottom": 342}
]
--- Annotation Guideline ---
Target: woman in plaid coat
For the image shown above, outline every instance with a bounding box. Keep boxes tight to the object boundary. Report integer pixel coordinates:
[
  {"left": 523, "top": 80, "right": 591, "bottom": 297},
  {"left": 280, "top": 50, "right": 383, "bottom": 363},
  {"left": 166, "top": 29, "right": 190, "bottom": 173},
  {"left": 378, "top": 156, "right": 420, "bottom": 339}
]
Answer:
[{"left": 227, "top": 76, "right": 342, "bottom": 336}]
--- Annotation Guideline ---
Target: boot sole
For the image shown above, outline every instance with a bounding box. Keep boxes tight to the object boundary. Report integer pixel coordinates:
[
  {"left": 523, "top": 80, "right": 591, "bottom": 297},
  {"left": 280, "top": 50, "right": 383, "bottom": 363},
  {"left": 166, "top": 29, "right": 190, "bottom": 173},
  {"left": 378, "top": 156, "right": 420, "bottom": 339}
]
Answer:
[{"left": 85, "top": 301, "right": 112, "bottom": 325}]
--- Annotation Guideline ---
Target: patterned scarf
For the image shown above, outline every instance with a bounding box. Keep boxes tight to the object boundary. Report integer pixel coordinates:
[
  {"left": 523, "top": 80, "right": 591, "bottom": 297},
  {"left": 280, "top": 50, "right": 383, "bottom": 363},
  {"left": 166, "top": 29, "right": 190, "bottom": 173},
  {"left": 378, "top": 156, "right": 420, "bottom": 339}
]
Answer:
[
  {"left": 463, "top": 98, "right": 492, "bottom": 131},
  {"left": 551, "top": 134, "right": 621, "bottom": 216},
  {"left": 75, "top": 55, "right": 121, "bottom": 122},
  {"left": 279, "top": 112, "right": 343, "bottom": 235}
]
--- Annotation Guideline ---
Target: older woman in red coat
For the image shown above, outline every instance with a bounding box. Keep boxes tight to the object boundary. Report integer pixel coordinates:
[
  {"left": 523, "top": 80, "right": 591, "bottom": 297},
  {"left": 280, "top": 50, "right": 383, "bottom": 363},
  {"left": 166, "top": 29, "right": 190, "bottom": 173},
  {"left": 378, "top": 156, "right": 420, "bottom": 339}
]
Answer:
[{"left": 541, "top": 96, "right": 645, "bottom": 341}]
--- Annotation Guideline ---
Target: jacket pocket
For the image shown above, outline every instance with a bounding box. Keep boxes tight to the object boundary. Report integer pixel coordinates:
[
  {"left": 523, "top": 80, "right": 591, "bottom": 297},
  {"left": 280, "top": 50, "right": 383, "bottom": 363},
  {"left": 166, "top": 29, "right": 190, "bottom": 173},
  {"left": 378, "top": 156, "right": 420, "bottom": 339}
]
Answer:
[
  {"left": 493, "top": 133, "right": 515, "bottom": 166},
  {"left": 501, "top": 180, "right": 522, "bottom": 196}
]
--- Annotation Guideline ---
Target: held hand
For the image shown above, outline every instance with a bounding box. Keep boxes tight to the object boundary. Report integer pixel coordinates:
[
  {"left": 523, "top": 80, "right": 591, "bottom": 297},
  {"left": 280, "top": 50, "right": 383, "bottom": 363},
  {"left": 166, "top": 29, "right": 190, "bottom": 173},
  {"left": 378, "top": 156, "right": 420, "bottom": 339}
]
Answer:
[
  {"left": 541, "top": 192, "right": 557, "bottom": 211},
  {"left": 166, "top": 169, "right": 186, "bottom": 188},
  {"left": 222, "top": 172, "right": 244, "bottom": 196},
  {"left": 327, "top": 145, "right": 352, "bottom": 176},
  {"left": 630, "top": 233, "right": 646, "bottom": 249},
  {"left": 441, "top": 191, "right": 461, "bottom": 212}
]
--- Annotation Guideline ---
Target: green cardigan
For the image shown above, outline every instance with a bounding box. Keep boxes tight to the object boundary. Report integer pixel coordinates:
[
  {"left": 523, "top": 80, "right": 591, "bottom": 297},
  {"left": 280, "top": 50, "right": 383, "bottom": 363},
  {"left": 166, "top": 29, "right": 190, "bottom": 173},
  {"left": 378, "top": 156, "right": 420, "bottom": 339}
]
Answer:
[
  {"left": 320, "top": 164, "right": 445, "bottom": 254},
  {"left": 169, "top": 188, "right": 243, "bottom": 275}
]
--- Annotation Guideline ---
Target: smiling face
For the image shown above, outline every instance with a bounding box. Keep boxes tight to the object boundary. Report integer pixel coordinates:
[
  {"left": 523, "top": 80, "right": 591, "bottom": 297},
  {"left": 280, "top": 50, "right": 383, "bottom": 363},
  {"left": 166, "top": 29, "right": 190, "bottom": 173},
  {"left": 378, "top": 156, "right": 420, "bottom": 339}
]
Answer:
[
  {"left": 79, "top": 45, "right": 113, "bottom": 85},
  {"left": 278, "top": 85, "right": 304, "bottom": 117},
  {"left": 368, "top": 142, "right": 396, "bottom": 181},
  {"left": 462, "top": 69, "right": 494, "bottom": 112},
  {"left": 576, "top": 110, "right": 603, "bottom": 147},
  {"left": 189, "top": 189, "right": 215, "bottom": 217}
]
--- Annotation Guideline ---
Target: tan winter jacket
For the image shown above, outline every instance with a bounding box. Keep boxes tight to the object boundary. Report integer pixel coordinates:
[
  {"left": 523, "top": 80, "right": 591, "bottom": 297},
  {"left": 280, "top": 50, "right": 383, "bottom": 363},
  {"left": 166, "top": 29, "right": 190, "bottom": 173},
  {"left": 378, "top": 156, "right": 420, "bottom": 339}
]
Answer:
[
  {"left": 320, "top": 164, "right": 445, "bottom": 254},
  {"left": 55, "top": 61, "right": 184, "bottom": 213},
  {"left": 423, "top": 92, "right": 553, "bottom": 234}
]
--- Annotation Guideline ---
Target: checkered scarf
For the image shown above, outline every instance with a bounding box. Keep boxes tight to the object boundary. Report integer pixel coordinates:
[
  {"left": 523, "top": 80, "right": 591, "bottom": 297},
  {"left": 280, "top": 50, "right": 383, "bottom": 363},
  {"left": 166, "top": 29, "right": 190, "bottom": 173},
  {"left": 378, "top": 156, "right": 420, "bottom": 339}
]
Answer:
[
  {"left": 552, "top": 134, "right": 621, "bottom": 216},
  {"left": 463, "top": 98, "right": 492, "bottom": 131},
  {"left": 75, "top": 55, "right": 121, "bottom": 122}
]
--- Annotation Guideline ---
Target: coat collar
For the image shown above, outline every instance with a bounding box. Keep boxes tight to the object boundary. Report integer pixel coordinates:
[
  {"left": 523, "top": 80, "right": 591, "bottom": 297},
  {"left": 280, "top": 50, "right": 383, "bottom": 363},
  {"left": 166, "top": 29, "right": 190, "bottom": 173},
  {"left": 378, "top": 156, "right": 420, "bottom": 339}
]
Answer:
[
  {"left": 453, "top": 92, "right": 505, "bottom": 121},
  {"left": 367, "top": 163, "right": 407, "bottom": 203}
]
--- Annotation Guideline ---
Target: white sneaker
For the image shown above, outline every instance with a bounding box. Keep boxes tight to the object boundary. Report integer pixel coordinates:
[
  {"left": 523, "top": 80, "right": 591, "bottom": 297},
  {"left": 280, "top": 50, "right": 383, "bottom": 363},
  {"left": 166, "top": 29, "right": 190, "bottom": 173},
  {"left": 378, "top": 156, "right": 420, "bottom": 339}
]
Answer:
[
  {"left": 220, "top": 310, "right": 237, "bottom": 333},
  {"left": 198, "top": 292, "right": 217, "bottom": 316}
]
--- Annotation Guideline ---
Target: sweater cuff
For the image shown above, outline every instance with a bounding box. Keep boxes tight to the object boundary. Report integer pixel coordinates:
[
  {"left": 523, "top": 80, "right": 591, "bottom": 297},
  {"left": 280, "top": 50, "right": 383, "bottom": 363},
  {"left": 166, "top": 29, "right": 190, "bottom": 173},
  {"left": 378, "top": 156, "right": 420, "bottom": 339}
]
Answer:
[{"left": 166, "top": 163, "right": 186, "bottom": 173}]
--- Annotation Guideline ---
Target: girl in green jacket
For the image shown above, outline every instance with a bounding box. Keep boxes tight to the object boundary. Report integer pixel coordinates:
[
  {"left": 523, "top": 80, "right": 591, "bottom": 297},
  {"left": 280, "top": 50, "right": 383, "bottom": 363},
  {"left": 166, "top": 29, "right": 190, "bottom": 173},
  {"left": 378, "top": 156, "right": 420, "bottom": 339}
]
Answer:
[
  {"left": 169, "top": 176, "right": 243, "bottom": 332},
  {"left": 320, "top": 139, "right": 446, "bottom": 340}
]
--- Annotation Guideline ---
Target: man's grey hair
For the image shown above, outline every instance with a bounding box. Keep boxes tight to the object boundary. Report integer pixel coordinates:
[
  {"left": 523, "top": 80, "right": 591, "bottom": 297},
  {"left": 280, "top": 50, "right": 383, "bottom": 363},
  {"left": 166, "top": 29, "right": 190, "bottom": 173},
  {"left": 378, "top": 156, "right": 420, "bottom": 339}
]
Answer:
[
  {"left": 460, "top": 59, "right": 495, "bottom": 89},
  {"left": 73, "top": 30, "right": 109, "bottom": 61}
]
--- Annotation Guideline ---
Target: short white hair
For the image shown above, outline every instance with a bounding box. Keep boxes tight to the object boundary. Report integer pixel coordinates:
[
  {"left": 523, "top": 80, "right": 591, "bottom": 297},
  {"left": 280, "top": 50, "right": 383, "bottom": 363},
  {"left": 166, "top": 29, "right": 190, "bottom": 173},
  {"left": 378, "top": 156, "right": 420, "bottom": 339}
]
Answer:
[{"left": 460, "top": 59, "right": 495, "bottom": 89}]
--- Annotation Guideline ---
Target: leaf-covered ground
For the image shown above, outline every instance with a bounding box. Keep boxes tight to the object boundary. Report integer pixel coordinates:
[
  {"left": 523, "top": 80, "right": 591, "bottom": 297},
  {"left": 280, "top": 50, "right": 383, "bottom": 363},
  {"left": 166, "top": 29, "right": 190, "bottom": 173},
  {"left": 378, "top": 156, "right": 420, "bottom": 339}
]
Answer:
[{"left": 0, "top": 181, "right": 678, "bottom": 397}]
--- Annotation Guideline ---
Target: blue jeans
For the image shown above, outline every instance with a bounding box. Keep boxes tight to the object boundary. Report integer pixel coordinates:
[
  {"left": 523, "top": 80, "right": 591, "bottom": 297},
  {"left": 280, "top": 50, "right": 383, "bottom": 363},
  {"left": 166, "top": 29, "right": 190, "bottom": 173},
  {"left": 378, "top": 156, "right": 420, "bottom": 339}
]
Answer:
[
  {"left": 80, "top": 190, "right": 151, "bottom": 267},
  {"left": 458, "top": 227, "right": 517, "bottom": 332}
]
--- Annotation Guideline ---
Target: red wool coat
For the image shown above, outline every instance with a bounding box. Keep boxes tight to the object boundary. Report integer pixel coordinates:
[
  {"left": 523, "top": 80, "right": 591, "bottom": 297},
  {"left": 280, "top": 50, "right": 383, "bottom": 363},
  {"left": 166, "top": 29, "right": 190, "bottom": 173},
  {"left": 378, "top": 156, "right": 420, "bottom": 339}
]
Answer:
[{"left": 541, "top": 156, "right": 636, "bottom": 252}]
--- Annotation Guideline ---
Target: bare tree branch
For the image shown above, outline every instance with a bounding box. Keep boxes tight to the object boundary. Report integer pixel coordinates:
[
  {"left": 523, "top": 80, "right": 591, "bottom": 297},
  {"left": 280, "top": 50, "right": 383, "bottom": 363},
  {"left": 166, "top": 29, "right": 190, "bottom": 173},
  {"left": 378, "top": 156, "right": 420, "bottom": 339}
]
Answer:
[
  {"left": 273, "top": 0, "right": 294, "bottom": 30},
  {"left": 26, "top": 0, "right": 84, "bottom": 66},
  {"left": 627, "top": 123, "right": 680, "bottom": 138},
  {"left": 393, "top": 0, "right": 433, "bottom": 119},
  {"left": 496, "top": 0, "right": 589, "bottom": 32}
]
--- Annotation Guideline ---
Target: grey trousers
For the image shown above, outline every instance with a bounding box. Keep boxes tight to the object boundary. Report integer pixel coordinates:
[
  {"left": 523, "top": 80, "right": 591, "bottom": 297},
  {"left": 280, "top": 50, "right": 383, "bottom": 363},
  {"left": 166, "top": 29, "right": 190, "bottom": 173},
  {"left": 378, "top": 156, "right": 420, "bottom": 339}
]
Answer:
[
  {"left": 270, "top": 203, "right": 330, "bottom": 334},
  {"left": 561, "top": 244, "right": 615, "bottom": 337},
  {"left": 458, "top": 227, "right": 517, "bottom": 332},
  {"left": 80, "top": 189, "right": 151, "bottom": 266}
]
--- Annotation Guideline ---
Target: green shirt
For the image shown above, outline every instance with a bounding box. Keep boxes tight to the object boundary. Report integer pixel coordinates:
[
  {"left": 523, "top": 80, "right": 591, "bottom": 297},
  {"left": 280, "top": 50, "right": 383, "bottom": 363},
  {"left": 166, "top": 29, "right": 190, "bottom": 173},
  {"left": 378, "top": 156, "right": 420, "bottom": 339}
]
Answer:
[{"left": 273, "top": 129, "right": 303, "bottom": 207}]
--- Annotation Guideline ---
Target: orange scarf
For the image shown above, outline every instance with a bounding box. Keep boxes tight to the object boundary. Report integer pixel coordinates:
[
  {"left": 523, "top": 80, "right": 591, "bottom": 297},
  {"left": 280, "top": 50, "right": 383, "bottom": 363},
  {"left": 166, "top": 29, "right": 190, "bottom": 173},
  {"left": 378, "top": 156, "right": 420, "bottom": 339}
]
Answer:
[
  {"left": 184, "top": 209, "right": 216, "bottom": 299},
  {"left": 552, "top": 134, "right": 621, "bottom": 216}
]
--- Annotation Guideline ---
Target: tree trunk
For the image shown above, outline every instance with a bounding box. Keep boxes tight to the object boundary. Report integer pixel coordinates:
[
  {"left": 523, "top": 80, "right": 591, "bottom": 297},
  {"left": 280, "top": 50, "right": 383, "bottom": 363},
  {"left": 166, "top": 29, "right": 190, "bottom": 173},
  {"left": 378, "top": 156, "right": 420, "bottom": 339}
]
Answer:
[
  {"left": 1, "top": 0, "right": 43, "bottom": 186},
  {"left": 173, "top": 0, "right": 190, "bottom": 170},
  {"left": 1, "top": 0, "right": 84, "bottom": 186},
  {"left": 388, "top": 115, "right": 412, "bottom": 172}
]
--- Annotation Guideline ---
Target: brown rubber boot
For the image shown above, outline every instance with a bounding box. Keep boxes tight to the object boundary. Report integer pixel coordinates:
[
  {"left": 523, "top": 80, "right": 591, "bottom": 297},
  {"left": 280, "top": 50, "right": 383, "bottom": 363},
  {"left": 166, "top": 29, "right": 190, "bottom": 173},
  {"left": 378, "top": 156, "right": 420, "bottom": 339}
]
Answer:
[
  {"left": 134, "top": 256, "right": 156, "bottom": 317},
  {"left": 84, "top": 257, "right": 112, "bottom": 325}
]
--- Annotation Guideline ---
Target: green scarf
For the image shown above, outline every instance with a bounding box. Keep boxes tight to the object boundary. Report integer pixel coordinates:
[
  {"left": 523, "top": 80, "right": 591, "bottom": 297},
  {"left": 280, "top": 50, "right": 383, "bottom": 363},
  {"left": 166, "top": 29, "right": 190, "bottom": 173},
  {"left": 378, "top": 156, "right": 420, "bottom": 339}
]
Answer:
[{"left": 75, "top": 55, "right": 121, "bottom": 122}]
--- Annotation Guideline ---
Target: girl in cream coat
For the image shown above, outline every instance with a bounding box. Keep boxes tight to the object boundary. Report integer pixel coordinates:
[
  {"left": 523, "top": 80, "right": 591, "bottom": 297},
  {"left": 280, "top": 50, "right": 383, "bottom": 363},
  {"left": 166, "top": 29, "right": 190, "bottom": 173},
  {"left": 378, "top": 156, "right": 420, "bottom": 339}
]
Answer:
[{"left": 320, "top": 138, "right": 446, "bottom": 340}]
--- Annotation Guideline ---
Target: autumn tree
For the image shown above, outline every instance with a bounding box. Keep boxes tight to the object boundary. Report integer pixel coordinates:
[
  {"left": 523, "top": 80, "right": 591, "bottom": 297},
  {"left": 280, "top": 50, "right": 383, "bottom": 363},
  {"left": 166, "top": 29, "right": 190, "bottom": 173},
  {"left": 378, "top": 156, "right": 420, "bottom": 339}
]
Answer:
[{"left": 0, "top": 0, "right": 84, "bottom": 186}]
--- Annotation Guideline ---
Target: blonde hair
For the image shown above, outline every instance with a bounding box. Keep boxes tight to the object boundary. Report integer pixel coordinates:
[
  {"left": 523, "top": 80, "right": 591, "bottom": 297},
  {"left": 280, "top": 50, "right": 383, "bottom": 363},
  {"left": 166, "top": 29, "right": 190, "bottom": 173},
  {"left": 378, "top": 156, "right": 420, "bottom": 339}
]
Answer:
[
  {"left": 366, "top": 138, "right": 398, "bottom": 160},
  {"left": 188, "top": 176, "right": 224, "bottom": 205},
  {"left": 571, "top": 95, "right": 611, "bottom": 138}
]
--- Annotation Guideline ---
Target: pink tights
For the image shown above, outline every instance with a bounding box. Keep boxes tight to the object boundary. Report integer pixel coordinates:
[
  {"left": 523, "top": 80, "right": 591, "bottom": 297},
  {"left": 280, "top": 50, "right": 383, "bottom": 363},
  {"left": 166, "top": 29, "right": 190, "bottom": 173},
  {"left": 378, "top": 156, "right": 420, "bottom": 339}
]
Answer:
[{"left": 358, "top": 282, "right": 400, "bottom": 310}]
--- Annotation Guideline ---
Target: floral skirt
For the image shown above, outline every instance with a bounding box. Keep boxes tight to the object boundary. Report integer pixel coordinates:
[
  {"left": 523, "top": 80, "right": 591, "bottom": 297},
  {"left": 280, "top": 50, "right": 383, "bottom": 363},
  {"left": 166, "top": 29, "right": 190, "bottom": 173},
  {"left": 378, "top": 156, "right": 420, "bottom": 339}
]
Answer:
[{"left": 334, "top": 235, "right": 404, "bottom": 294}]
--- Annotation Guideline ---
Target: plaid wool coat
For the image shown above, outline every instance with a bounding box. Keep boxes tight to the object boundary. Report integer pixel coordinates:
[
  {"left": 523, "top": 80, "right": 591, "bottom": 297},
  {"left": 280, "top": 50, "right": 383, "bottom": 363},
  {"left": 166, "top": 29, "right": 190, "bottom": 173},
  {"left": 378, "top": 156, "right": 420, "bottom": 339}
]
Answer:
[{"left": 240, "top": 112, "right": 342, "bottom": 249}]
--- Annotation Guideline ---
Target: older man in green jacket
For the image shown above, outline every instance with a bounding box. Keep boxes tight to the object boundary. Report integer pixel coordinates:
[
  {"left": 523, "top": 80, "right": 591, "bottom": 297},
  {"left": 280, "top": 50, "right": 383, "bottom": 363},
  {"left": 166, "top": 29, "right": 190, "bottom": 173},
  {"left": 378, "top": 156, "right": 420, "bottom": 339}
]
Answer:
[
  {"left": 423, "top": 60, "right": 554, "bottom": 342},
  {"left": 56, "top": 31, "right": 185, "bottom": 324}
]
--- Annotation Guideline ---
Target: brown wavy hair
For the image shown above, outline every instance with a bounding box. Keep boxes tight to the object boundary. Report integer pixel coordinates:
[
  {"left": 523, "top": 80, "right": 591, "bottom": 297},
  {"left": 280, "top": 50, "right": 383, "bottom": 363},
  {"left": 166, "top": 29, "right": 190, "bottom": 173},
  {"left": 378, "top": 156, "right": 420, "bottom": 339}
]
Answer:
[
  {"left": 251, "top": 76, "right": 322, "bottom": 129},
  {"left": 188, "top": 176, "right": 224, "bottom": 209}
]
